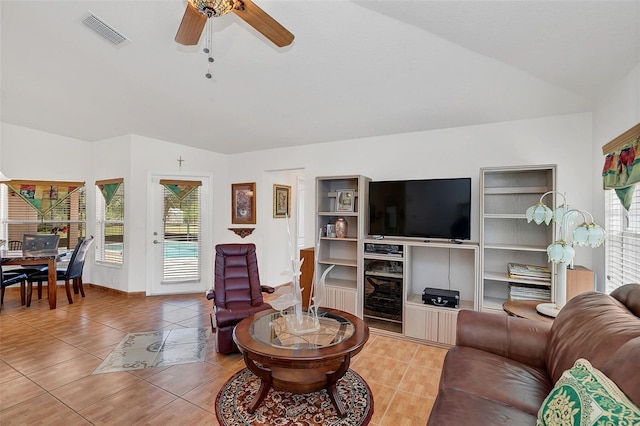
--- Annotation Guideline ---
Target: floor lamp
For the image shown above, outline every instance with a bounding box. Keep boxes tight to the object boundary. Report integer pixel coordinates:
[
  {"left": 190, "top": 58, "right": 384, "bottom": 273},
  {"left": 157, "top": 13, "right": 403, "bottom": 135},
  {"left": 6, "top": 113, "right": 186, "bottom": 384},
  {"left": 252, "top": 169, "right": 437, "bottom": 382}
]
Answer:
[{"left": 526, "top": 191, "right": 605, "bottom": 317}]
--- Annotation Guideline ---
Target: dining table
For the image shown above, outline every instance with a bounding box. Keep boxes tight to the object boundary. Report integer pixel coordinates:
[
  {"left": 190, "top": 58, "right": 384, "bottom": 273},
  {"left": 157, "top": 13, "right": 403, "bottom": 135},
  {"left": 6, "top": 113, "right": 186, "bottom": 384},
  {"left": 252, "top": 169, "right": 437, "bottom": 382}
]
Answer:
[{"left": 1, "top": 250, "right": 69, "bottom": 309}]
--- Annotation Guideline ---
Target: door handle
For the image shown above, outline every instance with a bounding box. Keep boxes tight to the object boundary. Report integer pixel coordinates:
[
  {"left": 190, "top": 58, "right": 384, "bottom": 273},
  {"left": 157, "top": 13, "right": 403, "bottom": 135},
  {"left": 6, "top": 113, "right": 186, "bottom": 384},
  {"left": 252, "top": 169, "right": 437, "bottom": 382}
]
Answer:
[{"left": 153, "top": 240, "right": 161, "bottom": 244}]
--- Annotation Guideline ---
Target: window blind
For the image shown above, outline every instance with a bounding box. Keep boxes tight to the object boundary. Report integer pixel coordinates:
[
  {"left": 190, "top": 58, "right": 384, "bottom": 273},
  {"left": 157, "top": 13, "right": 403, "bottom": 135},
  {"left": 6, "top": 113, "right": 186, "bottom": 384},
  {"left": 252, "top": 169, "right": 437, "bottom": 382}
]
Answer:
[
  {"left": 161, "top": 183, "right": 201, "bottom": 283},
  {"left": 605, "top": 189, "right": 640, "bottom": 293},
  {"left": 95, "top": 180, "right": 124, "bottom": 265},
  {"left": 1, "top": 182, "right": 86, "bottom": 250}
]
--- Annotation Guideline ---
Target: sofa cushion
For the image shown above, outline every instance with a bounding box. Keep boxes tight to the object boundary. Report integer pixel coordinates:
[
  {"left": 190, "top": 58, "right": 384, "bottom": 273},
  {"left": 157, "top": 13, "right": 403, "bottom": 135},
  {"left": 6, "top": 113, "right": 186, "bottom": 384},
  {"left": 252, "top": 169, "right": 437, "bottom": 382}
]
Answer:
[
  {"left": 546, "top": 291, "right": 640, "bottom": 384},
  {"left": 428, "top": 388, "right": 539, "bottom": 426},
  {"left": 440, "top": 346, "right": 553, "bottom": 415},
  {"left": 537, "top": 358, "right": 640, "bottom": 426},
  {"left": 601, "top": 336, "right": 640, "bottom": 406}
]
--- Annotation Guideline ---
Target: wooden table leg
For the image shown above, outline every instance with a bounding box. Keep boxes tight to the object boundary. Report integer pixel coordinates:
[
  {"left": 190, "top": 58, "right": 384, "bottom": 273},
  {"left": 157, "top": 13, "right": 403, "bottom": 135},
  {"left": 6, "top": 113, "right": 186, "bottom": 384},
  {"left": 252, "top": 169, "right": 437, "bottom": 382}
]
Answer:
[
  {"left": 326, "top": 354, "right": 351, "bottom": 417},
  {"left": 47, "top": 258, "right": 57, "bottom": 309},
  {"left": 243, "top": 352, "right": 272, "bottom": 414}
]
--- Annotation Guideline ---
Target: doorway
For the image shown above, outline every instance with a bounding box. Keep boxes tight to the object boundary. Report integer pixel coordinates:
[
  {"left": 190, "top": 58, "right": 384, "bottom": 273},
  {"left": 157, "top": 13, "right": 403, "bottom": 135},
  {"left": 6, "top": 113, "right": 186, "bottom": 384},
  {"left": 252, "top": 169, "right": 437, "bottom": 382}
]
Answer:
[{"left": 147, "top": 173, "right": 212, "bottom": 295}]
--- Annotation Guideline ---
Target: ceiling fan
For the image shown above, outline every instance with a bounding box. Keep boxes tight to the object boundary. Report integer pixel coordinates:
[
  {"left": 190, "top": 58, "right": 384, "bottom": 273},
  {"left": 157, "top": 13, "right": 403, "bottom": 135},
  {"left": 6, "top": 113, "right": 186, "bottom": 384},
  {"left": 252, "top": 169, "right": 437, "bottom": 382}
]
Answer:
[{"left": 175, "top": 0, "right": 294, "bottom": 47}]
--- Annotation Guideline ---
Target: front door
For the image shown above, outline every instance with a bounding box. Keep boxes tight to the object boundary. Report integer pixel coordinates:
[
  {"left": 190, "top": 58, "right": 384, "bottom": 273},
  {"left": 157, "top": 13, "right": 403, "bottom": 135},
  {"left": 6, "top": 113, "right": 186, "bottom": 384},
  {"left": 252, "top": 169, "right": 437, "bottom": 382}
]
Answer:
[{"left": 148, "top": 174, "right": 212, "bottom": 295}]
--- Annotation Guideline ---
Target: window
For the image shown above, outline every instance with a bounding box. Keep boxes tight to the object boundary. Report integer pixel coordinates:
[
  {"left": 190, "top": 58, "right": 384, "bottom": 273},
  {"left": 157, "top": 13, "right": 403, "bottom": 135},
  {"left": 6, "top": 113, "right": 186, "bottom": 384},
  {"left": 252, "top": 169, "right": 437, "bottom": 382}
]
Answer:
[
  {"left": 0, "top": 181, "right": 86, "bottom": 250},
  {"left": 160, "top": 180, "right": 201, "bottom": 283},
  {"left": 605, "top": 189, "right": 640, "bottom": 293},
  {"left": 96, "top": 179, "right": 124, "bottom": 265}
]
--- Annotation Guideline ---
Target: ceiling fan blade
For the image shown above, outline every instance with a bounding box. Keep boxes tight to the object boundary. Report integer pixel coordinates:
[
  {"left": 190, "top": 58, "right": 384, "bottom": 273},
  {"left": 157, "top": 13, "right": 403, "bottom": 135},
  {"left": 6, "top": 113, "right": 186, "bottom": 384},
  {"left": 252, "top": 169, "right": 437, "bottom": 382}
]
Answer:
[
  {"left": 175, "top": 4, "right": 207, "bottom": 45},
  {"left": 232, "top": 0, "right": 294, "bottom": 47}
]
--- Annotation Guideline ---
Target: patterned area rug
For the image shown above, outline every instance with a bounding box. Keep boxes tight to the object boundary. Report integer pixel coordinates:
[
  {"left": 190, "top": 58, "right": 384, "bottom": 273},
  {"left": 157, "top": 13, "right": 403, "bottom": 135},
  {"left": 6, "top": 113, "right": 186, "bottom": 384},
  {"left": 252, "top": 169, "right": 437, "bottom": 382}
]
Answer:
[
  {"left": 216, "top": 368, "right": 373, "bottom": 426},
  {"left": 93, "top": 328, "right": 209, "bottom": 374}
]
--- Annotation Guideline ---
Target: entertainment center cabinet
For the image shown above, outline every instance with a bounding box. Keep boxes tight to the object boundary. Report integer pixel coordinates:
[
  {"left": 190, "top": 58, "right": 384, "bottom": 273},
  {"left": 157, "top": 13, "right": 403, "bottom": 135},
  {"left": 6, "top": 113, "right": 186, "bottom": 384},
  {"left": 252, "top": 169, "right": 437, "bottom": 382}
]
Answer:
[
  {"left": 315, "top": 165, "right": 557, "bottom": 346},
  {"left": 362, "top": 239, "right": 478, "bottom": 345}
]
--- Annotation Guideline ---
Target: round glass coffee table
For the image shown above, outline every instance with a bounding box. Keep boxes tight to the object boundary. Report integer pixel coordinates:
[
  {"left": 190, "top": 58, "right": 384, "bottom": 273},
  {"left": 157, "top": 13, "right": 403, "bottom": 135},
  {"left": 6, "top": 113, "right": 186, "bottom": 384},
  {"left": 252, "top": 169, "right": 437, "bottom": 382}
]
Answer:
[{"left": 233, "top": 308, "right": 369, "bottom": 417}]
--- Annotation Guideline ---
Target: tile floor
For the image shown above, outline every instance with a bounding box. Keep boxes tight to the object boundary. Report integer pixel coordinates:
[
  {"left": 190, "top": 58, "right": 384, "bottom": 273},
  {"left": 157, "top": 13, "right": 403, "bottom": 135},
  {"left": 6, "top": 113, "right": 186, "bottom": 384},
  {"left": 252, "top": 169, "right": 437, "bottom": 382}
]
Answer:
[
  {"left": 93, "top": 328, "right": 209, "bottom": 374},
  {"left": 0, "top": 286, "right": 447, "bottom": 425}
]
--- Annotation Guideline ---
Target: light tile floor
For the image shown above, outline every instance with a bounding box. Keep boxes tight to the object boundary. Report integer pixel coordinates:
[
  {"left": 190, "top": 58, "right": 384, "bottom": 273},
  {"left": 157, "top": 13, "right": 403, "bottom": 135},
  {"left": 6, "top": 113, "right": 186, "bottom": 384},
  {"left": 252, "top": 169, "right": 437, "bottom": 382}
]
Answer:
[{"left": 0, "top": 286, "right": 447, "bottom": 425}]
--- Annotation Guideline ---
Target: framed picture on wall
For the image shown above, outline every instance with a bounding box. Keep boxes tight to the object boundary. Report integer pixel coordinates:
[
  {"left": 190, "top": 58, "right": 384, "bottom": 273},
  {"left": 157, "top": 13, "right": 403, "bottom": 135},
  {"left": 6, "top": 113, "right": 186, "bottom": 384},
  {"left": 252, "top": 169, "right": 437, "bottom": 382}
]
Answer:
[
  {"left": 273, "top": 184, "right": 291, "bottom": 218},
  {"left": 336, "top": 189, "right": 355, "bottom": 212},
  {"left": 232, "top": 182, "right": 256, "bottom": 224}
]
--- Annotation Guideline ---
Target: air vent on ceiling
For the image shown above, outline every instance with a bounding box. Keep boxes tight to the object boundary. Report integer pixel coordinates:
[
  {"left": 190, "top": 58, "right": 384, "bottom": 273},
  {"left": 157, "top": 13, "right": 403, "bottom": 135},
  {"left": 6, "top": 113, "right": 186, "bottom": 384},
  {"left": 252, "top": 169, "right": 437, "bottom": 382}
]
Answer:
[{"left": 82, "top": 12, "right": 130, "bottom": 46}]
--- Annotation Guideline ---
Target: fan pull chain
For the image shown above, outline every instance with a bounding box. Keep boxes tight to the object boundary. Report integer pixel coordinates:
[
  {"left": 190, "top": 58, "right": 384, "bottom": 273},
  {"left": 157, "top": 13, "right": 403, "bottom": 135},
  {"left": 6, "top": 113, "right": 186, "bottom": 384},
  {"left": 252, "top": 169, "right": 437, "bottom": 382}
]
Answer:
[{"left": 203, "top": 18, "right": 214, "bottom": 79}]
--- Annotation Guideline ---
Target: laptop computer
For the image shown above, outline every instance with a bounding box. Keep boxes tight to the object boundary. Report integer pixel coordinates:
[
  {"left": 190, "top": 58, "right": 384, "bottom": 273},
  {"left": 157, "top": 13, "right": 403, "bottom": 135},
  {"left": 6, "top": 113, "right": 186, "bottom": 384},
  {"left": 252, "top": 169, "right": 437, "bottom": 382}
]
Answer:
[{"left": 22, "top": 234, "right": 60, "bottom": 256}]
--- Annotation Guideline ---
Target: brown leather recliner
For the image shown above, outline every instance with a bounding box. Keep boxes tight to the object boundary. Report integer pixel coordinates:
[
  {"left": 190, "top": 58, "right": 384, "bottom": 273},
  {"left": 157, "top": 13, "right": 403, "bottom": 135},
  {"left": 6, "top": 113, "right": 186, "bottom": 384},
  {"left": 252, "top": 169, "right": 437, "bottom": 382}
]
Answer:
[{"left": 207, "top": 244, "right": 273, "bottom": 354}]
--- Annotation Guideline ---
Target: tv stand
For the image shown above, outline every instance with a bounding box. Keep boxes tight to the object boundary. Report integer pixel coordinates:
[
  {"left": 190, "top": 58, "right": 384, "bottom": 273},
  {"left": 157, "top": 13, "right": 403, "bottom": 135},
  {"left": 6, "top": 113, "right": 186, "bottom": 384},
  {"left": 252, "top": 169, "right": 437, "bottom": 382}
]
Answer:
[{"left": 362, "top": 238, "right": 479, "bottom": 345}]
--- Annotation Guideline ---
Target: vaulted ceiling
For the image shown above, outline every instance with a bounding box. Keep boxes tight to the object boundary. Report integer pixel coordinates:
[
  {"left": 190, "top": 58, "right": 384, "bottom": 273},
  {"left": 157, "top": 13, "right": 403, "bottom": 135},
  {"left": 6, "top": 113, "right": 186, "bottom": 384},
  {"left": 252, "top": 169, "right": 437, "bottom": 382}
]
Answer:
[{"left": 1, "top": 1, "right": 639, "bottom": 154}]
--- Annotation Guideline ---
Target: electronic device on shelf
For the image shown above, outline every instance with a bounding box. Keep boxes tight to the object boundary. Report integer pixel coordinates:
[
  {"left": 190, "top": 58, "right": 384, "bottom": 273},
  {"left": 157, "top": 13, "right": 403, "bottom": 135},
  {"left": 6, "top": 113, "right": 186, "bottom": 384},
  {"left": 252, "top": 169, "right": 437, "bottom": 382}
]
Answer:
[
  {"left": 364, "top": 243, "right": 403, "bottom": 257},
  {"left": 368, "top": 177, "right": 471, "bottom": 240},
  {"left": 422, "top": 287, "right": 460, "bottom": 309}
]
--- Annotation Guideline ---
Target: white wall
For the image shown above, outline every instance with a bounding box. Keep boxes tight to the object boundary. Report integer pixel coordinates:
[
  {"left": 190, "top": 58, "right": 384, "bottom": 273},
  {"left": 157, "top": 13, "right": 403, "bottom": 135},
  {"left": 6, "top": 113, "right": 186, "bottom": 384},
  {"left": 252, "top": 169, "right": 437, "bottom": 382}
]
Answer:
[
  {"left": 90, "top": 135, "right": 132, "bottom": 293},
  {"left": 1, "top": 112, "right": 599, "bottom": 293},
  {"left": 0, "top": 126, "right": 229, "bottom": 293},
  {"left": 230, "top": 112, "right": 595, "bottom": 269},
  {"left": 592, "top": 62, "right": 640, "bottom": 291},
  {"left": 127, "top": 135, "right": 228, "bottom": 293},
  {"left": 1, "top": 124, "right": 91, "bottom": 181},
  {"left": 262, "top": 169, "right": 304, "bottom": 287}
]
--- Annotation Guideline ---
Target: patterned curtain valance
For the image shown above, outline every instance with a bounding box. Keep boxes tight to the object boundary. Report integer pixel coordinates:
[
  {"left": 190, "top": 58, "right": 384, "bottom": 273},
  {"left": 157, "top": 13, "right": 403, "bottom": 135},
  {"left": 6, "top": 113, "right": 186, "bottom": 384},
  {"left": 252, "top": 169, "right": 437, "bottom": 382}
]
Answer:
[
  {"left": 159, "top": 179, "right": 202, "bottom": 201},
  {"left": 96, "top": 178, "right": 124, "bottom": 206},
  {"left": 602, "top": 136, "right": 640, "bottom": 210},
  {"left": 5, "top": 180, "right": 85, "bottom": 216}
]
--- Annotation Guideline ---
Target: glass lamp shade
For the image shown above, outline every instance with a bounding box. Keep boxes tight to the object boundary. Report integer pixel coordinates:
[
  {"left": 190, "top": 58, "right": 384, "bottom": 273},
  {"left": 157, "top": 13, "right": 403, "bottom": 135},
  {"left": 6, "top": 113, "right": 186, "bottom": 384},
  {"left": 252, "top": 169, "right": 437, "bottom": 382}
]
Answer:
[
  {"left": 526, "top": 203, "right": 553, "bottom": 225},
  {"left": 547, "top": 240, "right": 575, "bottom": 264},
  {"left": 554, "top": 205, "right": 579, "bottom": 227},
  {"left": 573, "top": 223, "right": 605, "bottom": 248},
  {"left": 188, "top": 0, "right": 235, "bottom": 17}
]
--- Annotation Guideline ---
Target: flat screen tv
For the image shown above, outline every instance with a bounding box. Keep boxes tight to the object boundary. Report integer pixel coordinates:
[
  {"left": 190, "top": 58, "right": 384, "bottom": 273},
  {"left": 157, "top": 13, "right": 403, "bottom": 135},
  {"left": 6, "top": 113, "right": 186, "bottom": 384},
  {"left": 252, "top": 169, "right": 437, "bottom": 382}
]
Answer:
[{"left": 368, "top": 178, "right": 471, "bottom": 240}]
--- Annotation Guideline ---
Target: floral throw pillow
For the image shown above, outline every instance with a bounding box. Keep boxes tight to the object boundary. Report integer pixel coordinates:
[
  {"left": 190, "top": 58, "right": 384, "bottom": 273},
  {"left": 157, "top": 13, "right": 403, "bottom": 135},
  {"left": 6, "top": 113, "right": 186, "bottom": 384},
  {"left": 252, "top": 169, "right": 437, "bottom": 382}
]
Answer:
[{"left": 537, "top": 358, "right": 640, "bottom": 426}]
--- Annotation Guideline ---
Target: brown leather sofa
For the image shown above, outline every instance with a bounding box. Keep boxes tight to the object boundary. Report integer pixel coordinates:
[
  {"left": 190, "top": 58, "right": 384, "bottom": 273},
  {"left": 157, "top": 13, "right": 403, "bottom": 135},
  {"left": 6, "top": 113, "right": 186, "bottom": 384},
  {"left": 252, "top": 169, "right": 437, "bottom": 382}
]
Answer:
[{"left": 428, "top": 283, "right": 640, "bottom": 425}]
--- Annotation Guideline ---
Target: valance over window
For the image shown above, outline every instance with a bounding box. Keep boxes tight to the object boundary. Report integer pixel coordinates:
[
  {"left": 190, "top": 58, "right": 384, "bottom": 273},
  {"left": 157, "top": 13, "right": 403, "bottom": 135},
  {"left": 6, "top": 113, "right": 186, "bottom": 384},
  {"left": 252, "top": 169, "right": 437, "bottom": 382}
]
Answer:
[
  {"left": 96, "top": 178, "right": 124, "bottom": 207},
  {"left": 602, "top": 124, "right": 640, "bottom": 211},
  {"left": 159, "top": 179, "right": 202, "bottom": 201},
  {"left": 4, "top": 180, "right": 85, "bottom": 216}
]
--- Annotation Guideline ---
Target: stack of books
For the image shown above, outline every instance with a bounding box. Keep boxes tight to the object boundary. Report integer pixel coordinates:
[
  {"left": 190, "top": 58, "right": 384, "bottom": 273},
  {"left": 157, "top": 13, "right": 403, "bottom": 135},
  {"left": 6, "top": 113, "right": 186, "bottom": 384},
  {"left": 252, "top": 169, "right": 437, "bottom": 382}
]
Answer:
[
  {"left": 508, "top": 282, "right": 551, "bottom": 301},
  {"left": 507, "top": 263, "right": 551, "bottom": 281},
  {"left": 507, "top": 263, "right": 552, "bottom": 301}
]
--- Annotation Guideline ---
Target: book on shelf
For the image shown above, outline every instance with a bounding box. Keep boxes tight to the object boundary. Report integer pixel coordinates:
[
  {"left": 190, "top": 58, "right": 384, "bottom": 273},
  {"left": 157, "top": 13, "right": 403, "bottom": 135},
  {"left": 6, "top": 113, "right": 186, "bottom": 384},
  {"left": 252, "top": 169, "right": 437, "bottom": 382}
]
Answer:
[
  {"left": 508, "top": 282, "right": 551, "bottom": 301},
  {"left": 507, "top": 263, "right": 551, "bottom": 281}
]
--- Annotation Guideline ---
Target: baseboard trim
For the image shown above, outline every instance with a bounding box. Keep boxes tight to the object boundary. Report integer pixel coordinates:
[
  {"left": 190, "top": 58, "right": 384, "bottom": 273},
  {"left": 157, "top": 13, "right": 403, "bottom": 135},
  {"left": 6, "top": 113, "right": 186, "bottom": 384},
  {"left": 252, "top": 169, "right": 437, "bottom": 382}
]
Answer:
[
  {"left": 2, "top": 283, "right": 146, "bottom": 298},
  {"left": 84, "top": 283, "right": 146, "bottom": 297}
]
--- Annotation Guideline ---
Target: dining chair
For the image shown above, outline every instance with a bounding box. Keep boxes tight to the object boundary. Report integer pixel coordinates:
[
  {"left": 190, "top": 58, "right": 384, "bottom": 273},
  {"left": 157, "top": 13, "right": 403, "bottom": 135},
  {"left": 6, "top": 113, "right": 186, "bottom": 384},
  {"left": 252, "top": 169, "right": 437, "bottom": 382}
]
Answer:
[
  {"left": 26, "top": 236, "right": 94, "bottom": 306},
  {"left": 7, "top": 240, "right": 22, "bottom": 250},
  {"left": 1, "top": 259, "right": 29, "bottom": 310}
]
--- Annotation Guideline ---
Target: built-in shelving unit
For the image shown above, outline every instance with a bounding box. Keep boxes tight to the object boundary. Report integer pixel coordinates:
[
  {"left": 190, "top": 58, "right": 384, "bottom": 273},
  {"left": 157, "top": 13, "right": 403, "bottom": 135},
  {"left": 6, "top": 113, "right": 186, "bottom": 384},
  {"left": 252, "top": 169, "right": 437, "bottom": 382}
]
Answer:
[
  {"left": 362, "top": 238, "right": 478, "bottom": 345},
  {"left": 316, "top": 175, "right": 370, "bottom": 316},
  {"left": 479, "top": 165, "right": 557, "bottom": 312}
]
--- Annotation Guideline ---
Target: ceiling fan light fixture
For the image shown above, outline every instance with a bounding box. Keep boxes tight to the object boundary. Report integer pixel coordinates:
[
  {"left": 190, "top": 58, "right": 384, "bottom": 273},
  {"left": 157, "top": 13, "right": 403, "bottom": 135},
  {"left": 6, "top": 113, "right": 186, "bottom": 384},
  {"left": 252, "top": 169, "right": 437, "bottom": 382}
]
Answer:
[{"left": 188, "top": 0, "right": 236, "bottom": 18}]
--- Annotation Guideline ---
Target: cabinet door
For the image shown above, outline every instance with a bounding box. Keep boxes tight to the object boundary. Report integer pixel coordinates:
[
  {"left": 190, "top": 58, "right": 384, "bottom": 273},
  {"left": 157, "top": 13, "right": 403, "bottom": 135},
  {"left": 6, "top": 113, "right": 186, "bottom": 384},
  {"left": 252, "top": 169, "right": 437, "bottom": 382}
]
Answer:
[
  {"left": 337, "top": 288, "right": 357, "bottom": 315},
  {"left": 320, "top": 286, "right": 357, "bottom": 315},
  {"left": 404, "top": 306, "right": 427, "bottom": 339},
  {"left": 404, "top": 305, "right": 439, "bottom": 341},
  {"left": 405, "top": 305, "right": 458, "bottom": 344},
  {"left": 437, "top": 309, "right": 458, "bottom": 345},
  {"left": 320, "top": 287, "right": 336, "bottom": 309}
]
